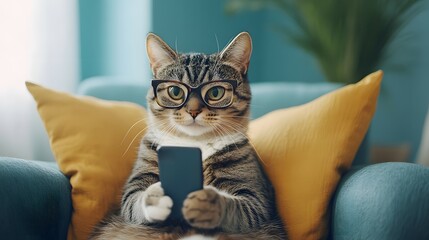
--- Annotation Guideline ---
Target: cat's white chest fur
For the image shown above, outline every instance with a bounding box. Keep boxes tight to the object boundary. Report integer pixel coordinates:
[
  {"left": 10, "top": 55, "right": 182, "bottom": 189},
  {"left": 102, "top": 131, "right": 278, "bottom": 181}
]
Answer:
[{"left": 152, "top": 130, "right": 244, "bottom": 160}]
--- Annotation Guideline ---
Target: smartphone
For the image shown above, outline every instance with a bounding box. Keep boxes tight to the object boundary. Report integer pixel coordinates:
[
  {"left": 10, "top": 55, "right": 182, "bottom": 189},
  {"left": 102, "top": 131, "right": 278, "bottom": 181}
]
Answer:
[{"left": 157, "top": 146, "right": 203, "bottom": 220}]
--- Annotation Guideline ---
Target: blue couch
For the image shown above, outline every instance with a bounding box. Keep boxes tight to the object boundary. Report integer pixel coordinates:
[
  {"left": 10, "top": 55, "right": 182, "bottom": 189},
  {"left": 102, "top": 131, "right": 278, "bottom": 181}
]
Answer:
[{"left": 1, "top": 78, "right": 428, "bottom": 240}]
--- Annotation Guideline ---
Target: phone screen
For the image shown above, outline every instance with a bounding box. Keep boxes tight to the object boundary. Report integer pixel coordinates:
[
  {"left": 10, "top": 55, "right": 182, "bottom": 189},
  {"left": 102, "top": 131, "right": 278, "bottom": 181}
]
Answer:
[{"left": 157, "top": 146, "right": 203, "bottom": 220}]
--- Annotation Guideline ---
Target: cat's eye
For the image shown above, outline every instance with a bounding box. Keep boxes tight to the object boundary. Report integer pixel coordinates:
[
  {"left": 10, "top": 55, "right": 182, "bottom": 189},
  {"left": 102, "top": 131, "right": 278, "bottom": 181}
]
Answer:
[
  {"left": 206, "top": 87, "right": 225, "bottom": 101},
  {"left": 168, "top": 86, "right": 184, "bottom": 100},
  {"left": 201, "top": 82, "right": 234, "bottom": 108},
  {"left": 153, "top": 82, "right": 188, "bottom": 107}
]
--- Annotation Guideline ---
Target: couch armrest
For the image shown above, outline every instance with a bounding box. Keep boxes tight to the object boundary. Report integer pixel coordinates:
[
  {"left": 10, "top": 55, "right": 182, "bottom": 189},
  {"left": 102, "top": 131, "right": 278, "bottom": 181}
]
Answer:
[
  {"left": 331, "top": 162, "right": 429, "bottom": 240},
  {"left": 0, "top": 157, "right": 72, "bottom": 240}
]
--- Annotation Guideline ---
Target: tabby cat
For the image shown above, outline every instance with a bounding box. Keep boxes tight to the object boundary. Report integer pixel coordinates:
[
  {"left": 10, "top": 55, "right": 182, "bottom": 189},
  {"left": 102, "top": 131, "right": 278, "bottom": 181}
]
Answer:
[{"left": 90, "top": 32, "right": 286, "bottom": 240}]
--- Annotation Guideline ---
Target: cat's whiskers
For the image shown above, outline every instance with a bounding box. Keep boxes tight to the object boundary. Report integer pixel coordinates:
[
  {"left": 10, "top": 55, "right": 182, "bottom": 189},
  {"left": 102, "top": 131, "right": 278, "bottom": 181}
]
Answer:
[
  {"left": 216, "top": 124, "right": 238, "bottom": 151},
  {"left": 121, "top": 118, "right": 150, "bottom": 145},
  {"left": 222, "top": 128, "right": 238, "bottom": 151},
  {"left": 121, "top": 128, "right": 146, "bottom": 158},
  {"left": 219, "top": 119, "right": 247, "bottom": 134},
  {"left": 161, "top": 123, "right": 177, "bottom": 141},
  {"left": 121, "top": 120, "right": 170, "bottom": 158},
  {"left": 209, "top": 123, "right": 231, "bottom": 153},
  {"left": 216, "top": 124, "right": 242, "bottom": 152},
  {"left": 151, "top": 121, "right": 175, "bottom": 149},
  {"left": 121, "top": 121, "right": 158, "bottom": 154},
  {"left": 220, "top": 120, "right": 268, "bottom": 166},
  {"left": 219, "top": 119, "right": 247, "bottom": 133},
  {"left": 152, "top": 118, "right": 184, "bottom": 149},
  {"left": 140, "top": 119, "right": 171, "bottom": 140},
  {"left": 221, "top": 118, "right": 250, "bottom": 136},
  {"left": 215, "top": 34, "right": 220, "bottom": 53},
  {"left": 174, "top": 37, "right": 178, "bottom": 57},
  {"left": 224, "top": 116, "right": 251, "bottom": 119},
  {"left": 212, "top": 120, "right": 245, "bottom": 151}
]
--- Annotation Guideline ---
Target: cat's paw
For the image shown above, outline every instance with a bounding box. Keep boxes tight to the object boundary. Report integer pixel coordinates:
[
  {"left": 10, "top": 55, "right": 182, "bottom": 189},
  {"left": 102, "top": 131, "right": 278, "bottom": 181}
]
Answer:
[
  {"left": 182, "top": 187, "right": 223, "bottom": 229},
  {"left": 143, "top": 182, "right": 173, "bottom": 222}
]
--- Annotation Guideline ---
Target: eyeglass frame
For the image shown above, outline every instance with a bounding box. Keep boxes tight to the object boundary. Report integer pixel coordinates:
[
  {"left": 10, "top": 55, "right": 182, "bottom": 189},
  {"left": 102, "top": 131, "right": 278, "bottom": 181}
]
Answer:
[{"left": 151, "top": 79, "right": 239, "bottom": 109}]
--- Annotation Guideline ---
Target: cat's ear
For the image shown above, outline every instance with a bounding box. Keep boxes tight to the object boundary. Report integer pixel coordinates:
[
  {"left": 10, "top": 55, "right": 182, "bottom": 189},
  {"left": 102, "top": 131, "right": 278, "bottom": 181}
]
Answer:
[
  {"left": 219, "top": 32, "right": 252, "bottom": 74},
  {"left": 146, "top": 33, "right": 178, "bottom": 76}
]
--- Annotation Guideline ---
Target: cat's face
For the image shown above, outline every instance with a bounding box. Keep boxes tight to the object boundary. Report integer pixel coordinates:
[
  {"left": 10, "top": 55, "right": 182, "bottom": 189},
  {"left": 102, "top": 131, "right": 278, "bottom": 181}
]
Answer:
[{"left": 146, "top": 32, "right": 252, "bottom": 138}]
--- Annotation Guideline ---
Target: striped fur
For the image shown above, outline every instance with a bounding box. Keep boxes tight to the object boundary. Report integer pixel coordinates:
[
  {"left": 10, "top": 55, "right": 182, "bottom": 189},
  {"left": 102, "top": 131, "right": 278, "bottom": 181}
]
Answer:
[{"left": 90, "top": 32, "right": 286, "bottom": 240}]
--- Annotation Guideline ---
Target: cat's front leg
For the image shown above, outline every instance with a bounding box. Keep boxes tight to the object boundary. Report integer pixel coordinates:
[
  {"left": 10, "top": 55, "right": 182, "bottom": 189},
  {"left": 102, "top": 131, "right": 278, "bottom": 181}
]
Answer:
[
  {"left": 122, "top": 181, "right": 173, "bottom": 224},
  {"left": 182, "top": 186, "right": 225, "bottom": 229},
  {"left": 141, "top": 182, "right": 173, "bottom": 222},
  {"left": 183, "top": 185, "right": 270, "bottom": 232}
]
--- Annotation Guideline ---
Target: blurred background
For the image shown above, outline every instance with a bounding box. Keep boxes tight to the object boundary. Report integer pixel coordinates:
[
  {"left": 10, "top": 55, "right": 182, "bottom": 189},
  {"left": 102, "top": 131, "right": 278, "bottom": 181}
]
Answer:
[{"left": 0, "top": 0, "right": 428, "bottom": 165}]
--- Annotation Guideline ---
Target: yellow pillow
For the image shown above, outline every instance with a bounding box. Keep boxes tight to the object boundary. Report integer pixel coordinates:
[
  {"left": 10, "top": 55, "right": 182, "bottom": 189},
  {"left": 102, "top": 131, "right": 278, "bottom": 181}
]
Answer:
[
  {"left": 26, "top": 82, "right": 147, "bottom": 240},
  {"left": 27, "top": 70, "right": 381, "bottom": 240},
  {"left": 249, "top": 71, "right": 382, "bottom": 240}
]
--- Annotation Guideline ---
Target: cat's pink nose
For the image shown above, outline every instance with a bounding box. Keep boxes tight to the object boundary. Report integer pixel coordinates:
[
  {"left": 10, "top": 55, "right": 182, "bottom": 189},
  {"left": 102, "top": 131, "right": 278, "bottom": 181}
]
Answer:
[{"left": 187, "top": 109, "right": 202, "bottom": 119}]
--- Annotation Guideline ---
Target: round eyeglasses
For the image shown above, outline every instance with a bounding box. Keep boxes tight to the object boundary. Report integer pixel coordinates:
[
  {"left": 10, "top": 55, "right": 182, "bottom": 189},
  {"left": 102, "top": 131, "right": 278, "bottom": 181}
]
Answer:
[{"left": 151, "top": 80, "right": 238, "bottom": 109}]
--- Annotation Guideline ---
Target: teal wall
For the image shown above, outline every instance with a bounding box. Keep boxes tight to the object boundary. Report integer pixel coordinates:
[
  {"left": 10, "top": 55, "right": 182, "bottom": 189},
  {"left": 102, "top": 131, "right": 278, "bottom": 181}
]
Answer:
[
  {"left": 152, "top": 0, "right": 265, "bottom": 83},
  {"left": 79, "top": 0, "right": 429, "bottom": 161},
  {"left": 79, "top": 0, "right": 151, "bottom": 81}
]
